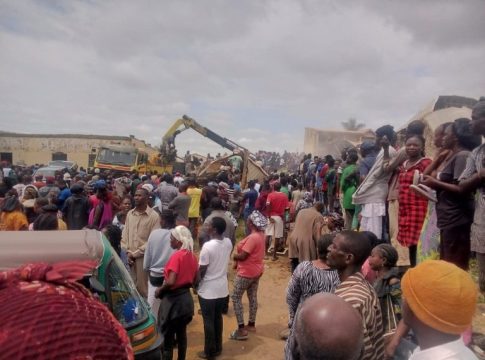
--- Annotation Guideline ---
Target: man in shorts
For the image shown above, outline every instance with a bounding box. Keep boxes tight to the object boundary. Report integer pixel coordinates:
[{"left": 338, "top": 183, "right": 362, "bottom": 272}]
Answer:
[{"left": 265, "top": 182, "right": 289, "bottom": 260}]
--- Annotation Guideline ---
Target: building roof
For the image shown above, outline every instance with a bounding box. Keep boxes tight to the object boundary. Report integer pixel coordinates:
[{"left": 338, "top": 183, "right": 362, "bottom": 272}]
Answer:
[
  {"left": 305, "top": 127, "right": 374, "bottom": 135},
  {"left": 0, "top": 131, "right": 132, "bottom": 141},
  {"left": 399, "top": 95, "right": 476, "bottom": 132}
]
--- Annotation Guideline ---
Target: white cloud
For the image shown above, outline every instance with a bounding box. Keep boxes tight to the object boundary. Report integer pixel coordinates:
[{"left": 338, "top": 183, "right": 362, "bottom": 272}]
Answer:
[{"left": 0, "top": 0, "right": 484, "bottom": 157}]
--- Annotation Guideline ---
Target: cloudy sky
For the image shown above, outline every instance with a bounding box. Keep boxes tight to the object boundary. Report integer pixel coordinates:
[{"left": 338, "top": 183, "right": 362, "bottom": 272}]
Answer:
[{"left": 1, "top": 0, "right": 484, "bottom": 156}]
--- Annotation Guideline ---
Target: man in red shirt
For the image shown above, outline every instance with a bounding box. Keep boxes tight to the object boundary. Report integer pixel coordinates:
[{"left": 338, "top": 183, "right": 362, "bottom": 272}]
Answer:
[{"left": 265, "top": 182, "right": 289, "bottom": 260}]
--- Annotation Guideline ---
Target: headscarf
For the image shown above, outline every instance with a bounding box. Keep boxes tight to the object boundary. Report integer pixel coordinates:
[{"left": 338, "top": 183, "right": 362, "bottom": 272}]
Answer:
[
  {"left": 326, "top": 212, "right": 344, "bottom": 232},
  {"left": 248, "top": 210, "right": 268, "bottom": 231},
  {"left": 0, "top": 262, "right": 133, "bottom": 359},
  {"left": 141, "top": 183, "right": 154, "bottom": 193},
  {"left": 401, "top": 260, "right": 477, "bottom": 335},
  {"left": 22, "top": 185, "right": 38, "bottom": 200},
  {"left": 171, "top": 225, "right": 194, "bottom": 252},
  {"left": 218, "top": 181, "right": 229, "bottom": 190},
  {"left": 303, "top": 191, "right": 313, "bottom": 202}
]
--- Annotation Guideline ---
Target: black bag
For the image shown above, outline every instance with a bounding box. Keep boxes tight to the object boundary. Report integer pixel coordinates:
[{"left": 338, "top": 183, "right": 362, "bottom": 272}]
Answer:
[{"left": 149, "top": 275, "right": 164, "bottom": 287}]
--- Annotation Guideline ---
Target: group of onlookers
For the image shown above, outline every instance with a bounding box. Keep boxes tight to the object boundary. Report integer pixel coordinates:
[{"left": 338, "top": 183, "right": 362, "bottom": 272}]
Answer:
[
  {"left": 283, "top": 97, "right": 485, "bottom": 359},
  {"left": 1, "top": 96, "right": 484, "bottom": 359}
]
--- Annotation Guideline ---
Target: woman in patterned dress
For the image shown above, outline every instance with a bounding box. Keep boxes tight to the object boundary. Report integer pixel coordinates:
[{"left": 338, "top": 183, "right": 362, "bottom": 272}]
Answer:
[
  {"left": 286, "top": 234, "right": 341, "bottom": 328},
  {"left": 283, "top": 233, "right": 341, "bottom": 353}
]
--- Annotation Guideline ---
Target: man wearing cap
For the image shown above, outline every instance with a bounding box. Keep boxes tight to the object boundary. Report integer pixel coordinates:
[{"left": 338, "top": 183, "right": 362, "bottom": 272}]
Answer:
[
  {"left": 63, "top": 172, "right": 72, "bottom": 185},
  {"left": 401, "top": 260, "right": 477, "bottom": 359},
  {"left": 122, "top": 188, "right": 160, "bottom": 298}
]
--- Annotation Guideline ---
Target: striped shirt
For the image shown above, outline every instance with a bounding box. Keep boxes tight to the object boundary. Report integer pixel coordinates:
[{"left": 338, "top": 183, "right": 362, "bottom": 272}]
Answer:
[
  {"left": 335, "top": 272, "right": 385, "bottom": 360},
  {"left": 459, "top": 144, "right": 485, "bottom": 253}
]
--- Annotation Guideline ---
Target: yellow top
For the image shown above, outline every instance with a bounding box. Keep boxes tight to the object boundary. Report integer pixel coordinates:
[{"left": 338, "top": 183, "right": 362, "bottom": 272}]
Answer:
[{"left": 187, "top": 187, "right": 202, "bottom": 218}]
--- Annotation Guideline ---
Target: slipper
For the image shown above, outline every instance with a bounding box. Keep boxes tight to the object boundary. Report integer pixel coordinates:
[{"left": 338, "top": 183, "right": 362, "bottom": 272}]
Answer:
[
  {"left": 279, "top": 328, "right": 290, "bottom": 340},
  {"left": 230, "top": 329, "right": 248, "bottom": 341}
]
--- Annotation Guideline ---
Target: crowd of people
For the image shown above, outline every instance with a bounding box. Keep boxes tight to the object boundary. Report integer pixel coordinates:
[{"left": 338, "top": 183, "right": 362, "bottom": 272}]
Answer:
[{"left": 0, "top": 97, "right": 484, "bottom": 359}]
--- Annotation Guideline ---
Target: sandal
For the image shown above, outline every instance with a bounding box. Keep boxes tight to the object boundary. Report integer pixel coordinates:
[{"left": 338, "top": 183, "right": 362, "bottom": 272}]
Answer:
[
  {"left": 244, "top": 325, "right": 256, "bottom": 332},
  {"left": 230, "top": 329, "right": 249, "bottom": 341}
]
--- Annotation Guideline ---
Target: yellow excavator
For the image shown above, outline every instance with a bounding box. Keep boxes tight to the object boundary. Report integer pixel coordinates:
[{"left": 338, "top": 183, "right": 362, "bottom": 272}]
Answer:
[
  {"left": 161, "top": 115, "right": 267, "bottom": 186},
  {"left": 160, "top": 114, "right": 246, "bottom": 163}
]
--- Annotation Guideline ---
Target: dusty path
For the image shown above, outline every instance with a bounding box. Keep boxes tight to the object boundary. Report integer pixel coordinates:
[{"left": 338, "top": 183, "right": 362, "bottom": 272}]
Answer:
[
  {"left": 184, "top": 257, "right": 291, "bottom": 360},
  {"left": 177, "top": 251, "right": 485, "bottom": 360}
]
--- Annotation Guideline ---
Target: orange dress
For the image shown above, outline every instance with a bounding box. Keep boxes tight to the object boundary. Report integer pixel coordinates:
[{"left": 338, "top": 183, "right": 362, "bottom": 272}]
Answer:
[{"left": 0, "top": 211, "right": 29, "bottom": 230}]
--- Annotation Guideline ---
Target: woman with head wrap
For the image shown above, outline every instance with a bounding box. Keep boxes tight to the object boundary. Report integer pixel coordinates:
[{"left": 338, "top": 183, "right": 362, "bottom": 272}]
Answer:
[
  {"left": 325, "top": 212, "right": 344, "bottom": 233},
  {"left": 0, "top": 193, "right": 28, "bottom": 231},
  {"left": 155, "top": 225, "right": 198, "bottom": 360},
  {"left": 230, "top": 210, "right": 268, "bottom": 340},
  {"left": 21, "top": 185, "right": 38, "bottom": 224},
  {"left": 0, "top": 261, "right": 133, "bottom": 359},
  {"left": 294, "top": 191, "right": 313, "bottom": 216}
]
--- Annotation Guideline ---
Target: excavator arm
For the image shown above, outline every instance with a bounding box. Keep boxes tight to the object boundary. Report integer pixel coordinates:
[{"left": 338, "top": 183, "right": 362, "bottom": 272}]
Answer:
[{"left": 161, "top": 115, "right": 244, "bottom": 161}]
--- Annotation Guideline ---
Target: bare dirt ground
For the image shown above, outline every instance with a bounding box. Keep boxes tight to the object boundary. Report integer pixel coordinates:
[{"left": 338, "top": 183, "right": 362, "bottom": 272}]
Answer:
[
  {"left": 175, "top": 233, "right": 485, "bottom": 360},
  {"left": 183, "top": 257, "right": 291, "bottom": 360}
]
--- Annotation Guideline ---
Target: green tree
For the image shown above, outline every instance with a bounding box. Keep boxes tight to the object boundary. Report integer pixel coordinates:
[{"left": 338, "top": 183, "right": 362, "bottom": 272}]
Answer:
[{"left": 341, "top": 117, "right": 365, "bottom": 131}]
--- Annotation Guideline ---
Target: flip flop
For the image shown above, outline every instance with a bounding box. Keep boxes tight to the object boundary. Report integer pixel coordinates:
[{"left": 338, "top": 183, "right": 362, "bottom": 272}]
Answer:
[{"left": 230, "top": 329, "right": 248, "bottom": 341}]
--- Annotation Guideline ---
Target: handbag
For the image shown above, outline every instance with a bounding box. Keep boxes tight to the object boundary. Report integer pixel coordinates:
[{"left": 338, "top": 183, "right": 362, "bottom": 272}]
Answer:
[{"left": 383, "top": 293, "right": 398, "bottom": 339}]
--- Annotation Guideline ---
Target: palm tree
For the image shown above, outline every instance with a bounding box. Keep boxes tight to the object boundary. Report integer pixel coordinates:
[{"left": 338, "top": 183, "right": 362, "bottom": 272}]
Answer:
[{"left": 341, "top": 117, "right": 365, "bottom": 131}]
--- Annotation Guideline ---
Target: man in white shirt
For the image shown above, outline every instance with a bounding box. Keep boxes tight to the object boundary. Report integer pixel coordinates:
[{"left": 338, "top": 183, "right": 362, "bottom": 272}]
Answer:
[
  {"left": 401, "top": 260, "right": 478, "bottom": 360},
  {"left": 197, "top": 217, "right": 233, "bottom": 359}
]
